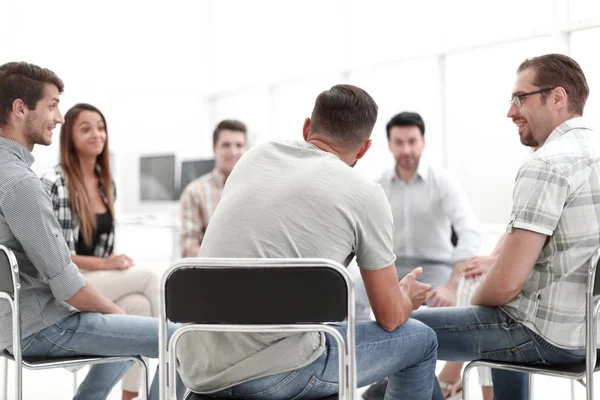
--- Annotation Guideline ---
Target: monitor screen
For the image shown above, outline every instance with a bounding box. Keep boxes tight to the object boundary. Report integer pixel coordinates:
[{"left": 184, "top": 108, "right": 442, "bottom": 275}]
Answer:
[
  {"left": 140, "top": 154, "right": 176, "bottom": 201},
  {"left": 180, "top": 159, "right": 216, "bottom": 196}
]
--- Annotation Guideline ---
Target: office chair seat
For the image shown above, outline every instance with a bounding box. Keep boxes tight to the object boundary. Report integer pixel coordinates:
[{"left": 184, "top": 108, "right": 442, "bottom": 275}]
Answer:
[{"left": 186, "top": 393, "right": 339, "bottom": 400}]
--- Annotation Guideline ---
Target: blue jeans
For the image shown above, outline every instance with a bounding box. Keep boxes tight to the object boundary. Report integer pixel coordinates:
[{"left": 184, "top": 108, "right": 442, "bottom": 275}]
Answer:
[
  {"left": 210, "top": 320, "right": 444, "bottom": 400},
  {"left": 12, "top": 312, "right": 186, "bottom": 400},
  {"left": 411, "top": 306, "right": 587, "bottom": 400}
]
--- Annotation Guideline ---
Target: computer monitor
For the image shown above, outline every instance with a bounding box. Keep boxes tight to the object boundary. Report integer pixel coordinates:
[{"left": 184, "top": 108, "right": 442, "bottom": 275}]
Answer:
[
  {"left": 140, "top": 154, "right": 176, "bottom": 201},
  {"left": 180, "top": 159, "right": 216, "bottom": 196}
]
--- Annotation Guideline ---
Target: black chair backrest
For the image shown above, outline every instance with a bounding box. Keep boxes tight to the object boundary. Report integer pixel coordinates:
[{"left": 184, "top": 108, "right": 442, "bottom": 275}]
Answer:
[
  {"left": 594, "top": 255, "right": 600, "bottom": 296},
  {"left": 166, "top": 265, "right": 348, "bottom": 324},
  {"left": 0, "top": 247, "right": 14, "bottom": 295}
]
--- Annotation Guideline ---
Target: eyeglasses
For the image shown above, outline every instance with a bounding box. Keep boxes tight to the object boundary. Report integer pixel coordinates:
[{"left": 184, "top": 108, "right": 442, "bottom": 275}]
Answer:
[{"left": 509, "top": 87, "right": 556, "bottom": 109}]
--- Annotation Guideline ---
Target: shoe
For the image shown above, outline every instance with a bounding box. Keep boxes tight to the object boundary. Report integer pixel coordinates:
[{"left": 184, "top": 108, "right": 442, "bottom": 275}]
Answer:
[{"left": 362, "top": 378, "right": 388, "bottom": 400}]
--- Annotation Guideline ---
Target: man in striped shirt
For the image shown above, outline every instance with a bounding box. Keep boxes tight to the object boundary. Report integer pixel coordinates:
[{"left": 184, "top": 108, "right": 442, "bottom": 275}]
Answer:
[{"left": 180, "top": 120, "right": 248, "bottom": 257}]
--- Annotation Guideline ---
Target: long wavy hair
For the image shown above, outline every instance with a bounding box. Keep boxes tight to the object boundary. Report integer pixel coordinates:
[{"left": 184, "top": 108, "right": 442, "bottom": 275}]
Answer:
[{"left": 59, "top": 103, "right": 114, "bottom": 247}]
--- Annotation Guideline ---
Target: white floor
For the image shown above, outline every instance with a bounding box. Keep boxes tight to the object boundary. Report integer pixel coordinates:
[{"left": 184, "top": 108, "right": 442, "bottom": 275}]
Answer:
[{"left": 0, "top": 358, "right": 596, "bottom": 399}]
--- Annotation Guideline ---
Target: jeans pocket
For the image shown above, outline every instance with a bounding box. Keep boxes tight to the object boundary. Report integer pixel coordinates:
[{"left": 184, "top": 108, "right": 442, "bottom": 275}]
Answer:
[
  {"left": 481, "top": 339, "right": 547, "bottom": 364},
  {"left": 291, "top": 375, "right": 338, "bottom": 400}
]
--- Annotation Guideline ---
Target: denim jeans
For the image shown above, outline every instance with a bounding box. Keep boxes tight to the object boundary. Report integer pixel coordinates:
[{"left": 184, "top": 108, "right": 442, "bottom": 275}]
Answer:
[
  {"left": 11, "top": 312, "right": 186, "bottom": 400},
  {"left": 411, "top": 306, "right": 587, "bottom": 400},
  {"left": 210, "top": 319, "right": 444, "bottom": 400}
]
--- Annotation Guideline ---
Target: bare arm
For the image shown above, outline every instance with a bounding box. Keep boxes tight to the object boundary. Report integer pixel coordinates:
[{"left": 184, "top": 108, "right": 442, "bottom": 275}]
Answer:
[
  {"left": 471, "top": 229, "right": 546, "bottom": 306},
  {"left": 360, "top": 265, "right": 430, "bottom": 331},
  {"left": 71, "top": 254, "right": 133, "bottom": 271},
  {"left": 65, "top": 282, "right": 125, "bottom": 314},
  {"left": 360, "top": 265, "right": 411, "bottom": 331}
]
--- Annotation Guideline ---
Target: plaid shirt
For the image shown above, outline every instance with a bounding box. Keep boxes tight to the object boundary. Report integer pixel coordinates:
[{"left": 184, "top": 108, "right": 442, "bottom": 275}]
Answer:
[
  {"left": 40, "top": 165, "right": 115, "bottom": 258},
  {"left": 501, "top": 117, "right": 600, "bottom": 349},
  {"left": 179, "top": 169, "right": 224, "bottom": 256}
]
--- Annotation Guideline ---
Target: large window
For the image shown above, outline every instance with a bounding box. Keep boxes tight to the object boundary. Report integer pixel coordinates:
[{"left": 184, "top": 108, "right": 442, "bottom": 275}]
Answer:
[
  {"left": 271, "top": 75, "right": 344, "bottom": 142},
  {"left": 348, "top": 58, "right": 442, "bottom": 180},
  {"left": 213, "top": 88, "right": 270, "bottom": 146},
  {"left": 444, "top": 37, "right": 555, "bottom": 225},
  {"left": 570, "top": 28, "right": 600, "bottom": 132}
]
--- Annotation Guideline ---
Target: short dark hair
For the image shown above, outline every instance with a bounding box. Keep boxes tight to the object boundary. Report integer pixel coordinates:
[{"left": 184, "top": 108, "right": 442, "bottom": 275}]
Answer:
[
  {"left": 310, "top": 84, "right": 378, "bottom": 148},
  {"left": 517, "top": 54, "right": 589, "bottom": 115},
  {"left": 386, "top": 112, "right": 425, "bottom": 139},
  {"left": 213, "top": 119, "right": 247, "bottom": 146},
  {"left": 0, "top": 61, "right": 64, "bottom": 128}
]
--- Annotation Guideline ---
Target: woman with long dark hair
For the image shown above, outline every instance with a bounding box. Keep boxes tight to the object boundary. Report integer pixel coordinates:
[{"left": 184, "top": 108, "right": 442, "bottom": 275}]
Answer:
[{"left": 41, "top": 103, "right": 159, "bottom": 400}]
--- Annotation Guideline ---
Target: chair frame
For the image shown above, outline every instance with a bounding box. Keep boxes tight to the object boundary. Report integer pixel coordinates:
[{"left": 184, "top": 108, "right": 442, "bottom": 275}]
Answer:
[
  {"left": 0, "top": 245, "right": 149, "bottom": 400},
  {"left": 159, "top": 257, "right": 357, "bottom": 400},
  {"left": 463, "top": 247, "right": 600, "bottom": 400}
]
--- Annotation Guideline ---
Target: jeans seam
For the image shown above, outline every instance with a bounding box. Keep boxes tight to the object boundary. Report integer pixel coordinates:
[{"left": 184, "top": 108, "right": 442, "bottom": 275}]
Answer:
[
  {"left": 233, "top": 369, "right": 302, "bottom": 397},
  {"left": 40, "top": 331, "right": 77, "bottom": 355}
]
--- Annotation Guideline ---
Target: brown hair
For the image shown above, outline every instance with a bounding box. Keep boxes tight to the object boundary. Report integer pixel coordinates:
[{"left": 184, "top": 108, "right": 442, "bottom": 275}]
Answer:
[
  {"left": 213, "top": 119, "right": 247, "bottom": 146},
  {"left": 517, "top": 54, "right": 589, "bottom": 115},
  {"left": 310, "top": 84, "right": 378, "bottom": 148},
  {"left": 0, "top": 61, "right": 64, "bottom": 128},
  {"left": 60, "top": 103, "right": 114, "bottom": 247}
]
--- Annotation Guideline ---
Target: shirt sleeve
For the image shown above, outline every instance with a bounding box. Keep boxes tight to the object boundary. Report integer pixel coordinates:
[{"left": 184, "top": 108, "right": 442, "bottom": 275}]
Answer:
[
  {"left": 0, "top": 177, "right": 85, "bottom": 301},
  {"left": 509, "top": 159, "right": 570, "bottom": 235},
  {"left": 440, "top": 173, "right": 482, "bottom": 263},
  {"left": 180, "top": 184, "right": 205, "bottom": 256},
  {"left": 354, "top": 186, "right": 396, "bottom": 270}
]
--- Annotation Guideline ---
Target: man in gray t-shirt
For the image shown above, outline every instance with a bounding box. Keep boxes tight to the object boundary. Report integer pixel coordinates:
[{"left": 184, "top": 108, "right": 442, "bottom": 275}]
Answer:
[{"left": 177, "top": 84, "right": 444, "bottom": 400}]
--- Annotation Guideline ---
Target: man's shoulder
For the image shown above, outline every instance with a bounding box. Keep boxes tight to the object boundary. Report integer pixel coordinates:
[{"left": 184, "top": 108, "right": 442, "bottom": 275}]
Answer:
[{"left": 181, "top": 172, "right": 215, "bottom": 196}]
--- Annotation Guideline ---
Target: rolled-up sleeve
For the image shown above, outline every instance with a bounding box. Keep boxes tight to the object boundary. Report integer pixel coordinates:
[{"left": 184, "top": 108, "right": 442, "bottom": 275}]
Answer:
[{"left": 0, "top": 177, "right": 85, "bottom": 301}]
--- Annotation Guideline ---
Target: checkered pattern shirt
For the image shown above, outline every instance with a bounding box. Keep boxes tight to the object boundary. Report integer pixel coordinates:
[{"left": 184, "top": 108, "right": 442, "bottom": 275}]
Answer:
[
  {"left": 180, "top": 170, "right": 224, "bottom": 256},
  {"left": 40, "top": 165, "right": 115, "bottom": 258},
  {"left": 501, "top": 117, "right": 600, "bottom": 349},
  {"left": 0, "top": 137, "right": 85, "bottom": 350}
]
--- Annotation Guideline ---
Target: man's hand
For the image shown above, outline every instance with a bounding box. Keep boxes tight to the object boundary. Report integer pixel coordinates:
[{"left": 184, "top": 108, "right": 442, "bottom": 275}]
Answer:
[
  {"left": 425, "top": 284, "right": 456, "bottom": 307},
  {"left": 399, "top": 267, "right": 432, "bottom": 310},
  {"left": 104, "top": 254, "right": 134, "bottom": 270},
  {"left": 460, "top": 256, "right": 496, "bottom": 279},
  {"left": 108, "top": 305, "right": 127, "bottom": 315}
]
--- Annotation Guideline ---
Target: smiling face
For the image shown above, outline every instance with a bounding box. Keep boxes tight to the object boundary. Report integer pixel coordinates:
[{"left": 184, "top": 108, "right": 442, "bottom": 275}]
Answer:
[
  {"left": 23, "top": 83, "right": 63, "bottom": 147},
  {"left": 507, "top": 68, "right": 556, "bottom": 148},
  {"left": 71, "top": 110, "right": 107, "bottom": 159}
]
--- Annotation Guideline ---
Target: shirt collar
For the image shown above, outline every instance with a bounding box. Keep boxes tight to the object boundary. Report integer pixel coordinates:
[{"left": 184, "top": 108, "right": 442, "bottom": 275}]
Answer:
[
  {"left": 391, "top": 158, "right": 429, "bottom": 183},
  {"left": 211, "top": 168, "right": 226, "bottom": 188},
  {"left": 544, "top": 117, "right": 591, "bottom": 146},
  {"left": 0, "top": 136, "right": 35, "bottom": 166}
]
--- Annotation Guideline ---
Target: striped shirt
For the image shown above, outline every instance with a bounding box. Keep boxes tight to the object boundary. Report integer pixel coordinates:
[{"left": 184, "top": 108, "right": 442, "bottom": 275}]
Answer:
[
  {"left": 501, "top": 117, "right": 600, "bottom": 349},
  {"left": 0, "top": 137, "right": 85, "bottom": 350},
  {"left": 40, "top": 165, "right": 116, "bottom": 258},
  {"left": 180, "top": 169, "right": 225, "bottom": 256}
]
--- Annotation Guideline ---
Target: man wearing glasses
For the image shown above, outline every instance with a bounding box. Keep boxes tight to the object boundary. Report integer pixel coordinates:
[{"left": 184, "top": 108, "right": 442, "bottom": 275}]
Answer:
[{"left": 410, "top": 53, "right": 597, "bottom": 400}]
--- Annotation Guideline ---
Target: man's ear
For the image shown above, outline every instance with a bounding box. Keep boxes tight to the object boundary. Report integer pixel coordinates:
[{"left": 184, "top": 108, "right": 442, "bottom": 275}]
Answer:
[
  {"left": 553, "top": 87, "right": 568, "bottom": 111},
  {"left": 11, "top": 98, "right": 27, "bottom": 121},
  {"left": 302, "top": 118, "right": 311, "bottom": 141},
  {"left": 356, "top": 139, "right": 372, "bottom": 160}
]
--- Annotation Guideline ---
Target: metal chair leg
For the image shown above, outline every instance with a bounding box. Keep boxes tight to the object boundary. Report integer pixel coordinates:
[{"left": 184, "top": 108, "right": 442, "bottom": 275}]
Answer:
[
  {"left": 138, "top": 356, "right": 150, "bottom": 400},
  {"left": 571, "top": 379, "right": 576, "bottom": 400},
  {"left": 72, "top": 370, "right": 78, "bottom": 395},
  {"left": 1, "top": 358, "right": 7, "bottom": 400},
  {"left": 528, "top": 373, "right": 533, "bottom": 399}
]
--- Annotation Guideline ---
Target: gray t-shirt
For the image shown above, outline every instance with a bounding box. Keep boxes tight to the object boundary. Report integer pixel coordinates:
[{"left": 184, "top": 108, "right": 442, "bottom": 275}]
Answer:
[{"left": 177, "top": 140, "right": 395, "bottom": 393}]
